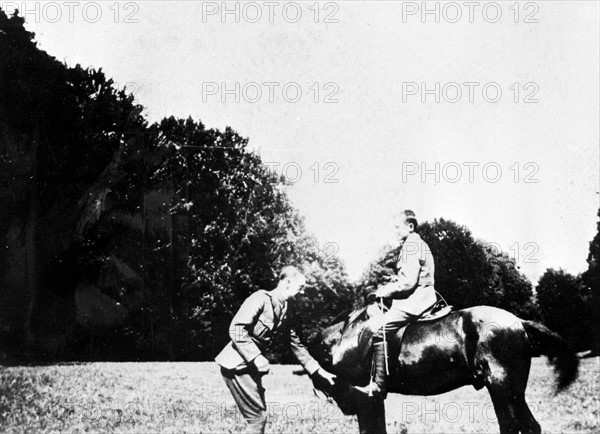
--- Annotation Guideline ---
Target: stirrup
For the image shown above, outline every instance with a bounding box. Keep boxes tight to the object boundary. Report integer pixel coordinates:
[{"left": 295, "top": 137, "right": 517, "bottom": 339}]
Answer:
[{"left": 353, "top": 382, "right": 385, "bottom": 399}]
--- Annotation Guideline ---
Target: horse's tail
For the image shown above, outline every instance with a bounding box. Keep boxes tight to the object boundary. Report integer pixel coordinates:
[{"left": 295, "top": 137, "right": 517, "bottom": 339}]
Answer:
[{"left": 522, "top": 320, "right": 579, "bottom": 392}]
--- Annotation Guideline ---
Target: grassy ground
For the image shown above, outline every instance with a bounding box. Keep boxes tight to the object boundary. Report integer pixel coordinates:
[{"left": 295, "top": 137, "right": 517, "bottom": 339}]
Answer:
[{"left": 0, "top": 358, "right": 598, "bottom": 433}]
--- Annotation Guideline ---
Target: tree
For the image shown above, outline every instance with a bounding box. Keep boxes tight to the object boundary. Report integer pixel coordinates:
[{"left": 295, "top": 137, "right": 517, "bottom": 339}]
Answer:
[
  {"left": 536, "top": 269, "right": 592, "bottom": 351},
  {"left": 0, "top": 11, "right": 356, "bottom": 360},
  {"left": 67, "top": 116, "right": 353, "bottom": 361},
  {"left": 478, "top": 241, "right": 538, "bottom": 319},
  {"left": 1, "top": 9, "right": 352, "bottom": 362},
  {"left": 581, "top": 208, "right": 600, "bottom": 354},
  {"left": 0, "top": 8, "right": 145, "bottom": 360}
]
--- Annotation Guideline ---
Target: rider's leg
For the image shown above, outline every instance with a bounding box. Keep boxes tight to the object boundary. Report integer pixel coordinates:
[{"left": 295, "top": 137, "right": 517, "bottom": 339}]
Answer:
[{"left": 355, "top": 308, "right": 413, "bottom": 399}]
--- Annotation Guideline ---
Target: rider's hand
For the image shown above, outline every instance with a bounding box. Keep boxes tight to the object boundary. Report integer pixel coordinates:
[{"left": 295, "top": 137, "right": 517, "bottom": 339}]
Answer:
[
  {"left": 253, "top": 354, "right": 270, "bottom": 374},
  {"left": 374, "top": 284, "right": 395, "bottom": 299}
]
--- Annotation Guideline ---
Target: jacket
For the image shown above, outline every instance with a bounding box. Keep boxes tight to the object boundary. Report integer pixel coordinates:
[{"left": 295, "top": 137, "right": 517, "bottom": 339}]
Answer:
[
  {"left": 215, "top": 289, "right": 320, "bottom": 375},
  {"left": 386, "top": 232, "right": 437, "bottom": 315}
]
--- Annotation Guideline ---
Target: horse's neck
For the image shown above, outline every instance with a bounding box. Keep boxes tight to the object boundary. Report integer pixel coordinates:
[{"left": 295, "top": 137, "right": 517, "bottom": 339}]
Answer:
[
  {"left": 317, "top": 306, "right": 371, "bottom": 350},
  {"left": 324, "top": 310, "right": 372, "bottom": 378},
  {"left": 322, "top": 321, "right": 345, "bottom": 341}
]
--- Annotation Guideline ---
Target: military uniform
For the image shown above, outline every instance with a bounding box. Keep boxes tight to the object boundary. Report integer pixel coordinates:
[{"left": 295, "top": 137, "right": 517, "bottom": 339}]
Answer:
[
  {"left": 356, "top": 231, "right": 438, "bottom": 399},
  {"left": 369, "top": 231, "right": 437, "bottom": 336},
  {"left": 215, "top": 289, "right": 320, "bottom": 433}
]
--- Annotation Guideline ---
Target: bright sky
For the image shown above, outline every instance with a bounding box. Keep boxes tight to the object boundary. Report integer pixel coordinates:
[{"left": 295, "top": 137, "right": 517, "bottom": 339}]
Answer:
[{"left": 9, "top": 1, "right": 599, "bottom": 283}]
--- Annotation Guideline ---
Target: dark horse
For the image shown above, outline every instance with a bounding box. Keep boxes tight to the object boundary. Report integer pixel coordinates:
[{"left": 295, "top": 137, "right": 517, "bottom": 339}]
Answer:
[{"left": 308, "top": 304, "right": 579, "bottom": 434}]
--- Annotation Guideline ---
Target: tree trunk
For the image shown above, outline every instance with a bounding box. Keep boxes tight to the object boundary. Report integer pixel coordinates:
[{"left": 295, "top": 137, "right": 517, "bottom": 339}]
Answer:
[{"left": 25, "top": 126, "right": 39, "bottom": 350}]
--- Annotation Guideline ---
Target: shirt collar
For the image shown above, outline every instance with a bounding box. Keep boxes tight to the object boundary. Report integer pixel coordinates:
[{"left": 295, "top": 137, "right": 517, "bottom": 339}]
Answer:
[{"left": 271, "top": 291, "right": 287, "bottom": 307}]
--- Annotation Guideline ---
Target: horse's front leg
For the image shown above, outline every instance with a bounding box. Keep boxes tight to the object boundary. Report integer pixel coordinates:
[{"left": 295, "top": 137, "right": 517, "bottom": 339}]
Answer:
[{"left": 356, "top": 396, "right": 386, "bottom": 434}]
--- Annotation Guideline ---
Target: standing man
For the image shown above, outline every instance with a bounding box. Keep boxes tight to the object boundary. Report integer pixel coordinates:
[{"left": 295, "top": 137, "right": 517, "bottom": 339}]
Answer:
[
  {"left": 355, "top": 209, "right": 437, "bottom": 399},
  {"left": 215, "top": 266, "right": 336, "bottom": 433}
]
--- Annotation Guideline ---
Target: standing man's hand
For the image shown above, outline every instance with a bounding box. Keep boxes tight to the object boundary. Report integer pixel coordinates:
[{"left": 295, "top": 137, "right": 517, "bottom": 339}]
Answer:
[
  {"left": 315, "top": 368, "right": 336, "bottom": 387},
  {"left": 311, "top": 368, "right": 336, "bottom": 391},
  {"left": 253, "top": 354, "right": 270, "bottom": 375}
]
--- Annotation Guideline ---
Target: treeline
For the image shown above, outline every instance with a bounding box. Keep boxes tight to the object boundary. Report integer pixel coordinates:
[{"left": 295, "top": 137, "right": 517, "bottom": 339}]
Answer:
[
  {"left": 535, "top": 210, "right": 600, "bottom": 353},
  {"left": 0, "top": 9, "right": 353, "bottom": 362},
  {"left": 1, "top": 9, "right": 598, "bottom": 363}
]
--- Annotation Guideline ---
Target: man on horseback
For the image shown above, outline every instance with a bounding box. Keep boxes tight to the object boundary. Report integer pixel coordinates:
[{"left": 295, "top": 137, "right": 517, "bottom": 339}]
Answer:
[
  {"left": 215, "top": 266, "right": 336, "bottom": 434},
  {"left": 355, "top": 210, "right": 437, "bottom": 399}
]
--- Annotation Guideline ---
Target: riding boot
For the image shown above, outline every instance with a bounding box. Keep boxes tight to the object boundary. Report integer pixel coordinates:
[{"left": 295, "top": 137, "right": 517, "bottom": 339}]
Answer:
[{"left": 354, "top": 341, "right": 387, "bottom": 399}]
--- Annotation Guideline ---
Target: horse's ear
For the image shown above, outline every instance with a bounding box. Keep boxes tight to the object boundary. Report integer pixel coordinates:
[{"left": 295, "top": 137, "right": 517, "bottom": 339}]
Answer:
[
  {"left": 307, "top": 330, "right": 320, "bottom": 345},
  {"left": 365, "top": 290, "right": 377, "bottom": 304}
]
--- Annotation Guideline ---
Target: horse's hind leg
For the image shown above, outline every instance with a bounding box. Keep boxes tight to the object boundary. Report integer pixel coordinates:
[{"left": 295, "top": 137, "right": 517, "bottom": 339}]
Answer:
[
  {"left": 514, "top": 395, "right": 540, "bottom": 434},
  {"left": 488, "top": 390, "right": 540, "bottom": 434},
  {"left": 488, "top": 389, "right": 521, "bottom": 434},
  {"left": 485, "top": 355, "right": 540, "bottom": 434},
  {"left": 482, "top": 322, "right": 541, "bottom": 434}
]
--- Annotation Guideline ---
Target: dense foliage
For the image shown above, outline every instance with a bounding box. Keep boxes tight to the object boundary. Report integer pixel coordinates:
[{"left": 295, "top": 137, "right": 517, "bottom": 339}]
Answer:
[
  {"left": 536, "top": 209, "right": 600, "bottom": 353},
  {"left": 535, "top": 269, "right": 593, "bottom": 352},
  {"left": 581, "top": 209, "right": 600, "bottom": 354},
  {"left": 0, "top": 9, "right": 351, "bottom": 362},
  {"left": 1, "top": 9, "right": 147, "bottom": 359}
]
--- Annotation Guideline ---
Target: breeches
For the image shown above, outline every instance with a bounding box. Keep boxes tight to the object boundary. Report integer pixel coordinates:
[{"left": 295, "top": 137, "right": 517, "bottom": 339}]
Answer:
[
  {"left": 368, "top": 307, "right": 414, "bottom": 342},
  {"left": 221, "top": 367, "right": 267, "bottom": 434}
]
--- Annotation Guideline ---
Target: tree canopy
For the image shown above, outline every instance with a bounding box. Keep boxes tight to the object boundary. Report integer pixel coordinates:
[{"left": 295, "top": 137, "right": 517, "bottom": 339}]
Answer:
[
  {"left": 535, "top": 268, "right": 593, "bottom": 352},
  {"left": 581, "top": 208, "right": 600, "bottom": 353},
  {"left": 0, "top": 9, "right": 351, "bottom": 362}
]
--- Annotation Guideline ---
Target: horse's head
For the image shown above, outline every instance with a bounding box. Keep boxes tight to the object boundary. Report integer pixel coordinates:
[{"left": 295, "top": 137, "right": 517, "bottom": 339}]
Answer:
[{"left": 308, "top": 306, "right": 373, "bottom": 415}]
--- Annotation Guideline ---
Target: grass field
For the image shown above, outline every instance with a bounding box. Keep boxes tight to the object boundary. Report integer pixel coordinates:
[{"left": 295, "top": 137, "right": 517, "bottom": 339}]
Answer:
[{"left": 1, "top": 358, "right": 598, "bottom": 433}]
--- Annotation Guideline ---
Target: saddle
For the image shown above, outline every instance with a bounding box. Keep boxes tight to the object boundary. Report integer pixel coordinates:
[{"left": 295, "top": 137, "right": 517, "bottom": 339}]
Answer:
[{"left": 357, "top": 299, "right": 453, "bottom": 363}]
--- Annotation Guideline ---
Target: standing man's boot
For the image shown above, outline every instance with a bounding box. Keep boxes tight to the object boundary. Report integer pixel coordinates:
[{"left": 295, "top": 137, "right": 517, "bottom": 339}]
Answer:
[{"left": 354, "top": 341, "right": 387, "bottom": 399}]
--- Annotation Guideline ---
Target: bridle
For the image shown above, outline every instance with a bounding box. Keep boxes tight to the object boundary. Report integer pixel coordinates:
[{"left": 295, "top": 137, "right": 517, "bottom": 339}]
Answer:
[{"left": 311, "top": 307, "right": 371, "bottom": 402}]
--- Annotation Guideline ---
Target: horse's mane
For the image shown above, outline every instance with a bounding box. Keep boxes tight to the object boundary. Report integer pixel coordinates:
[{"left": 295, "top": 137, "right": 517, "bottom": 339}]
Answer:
[
  {"left": 328, "top": 290, "right": 379, "bottom": 327},
  {"left": 328, "top": 307, "right": 354, "bottom": 327},
  {"left": 320, "top": 304, "right": 371, "bottom": 343}
]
